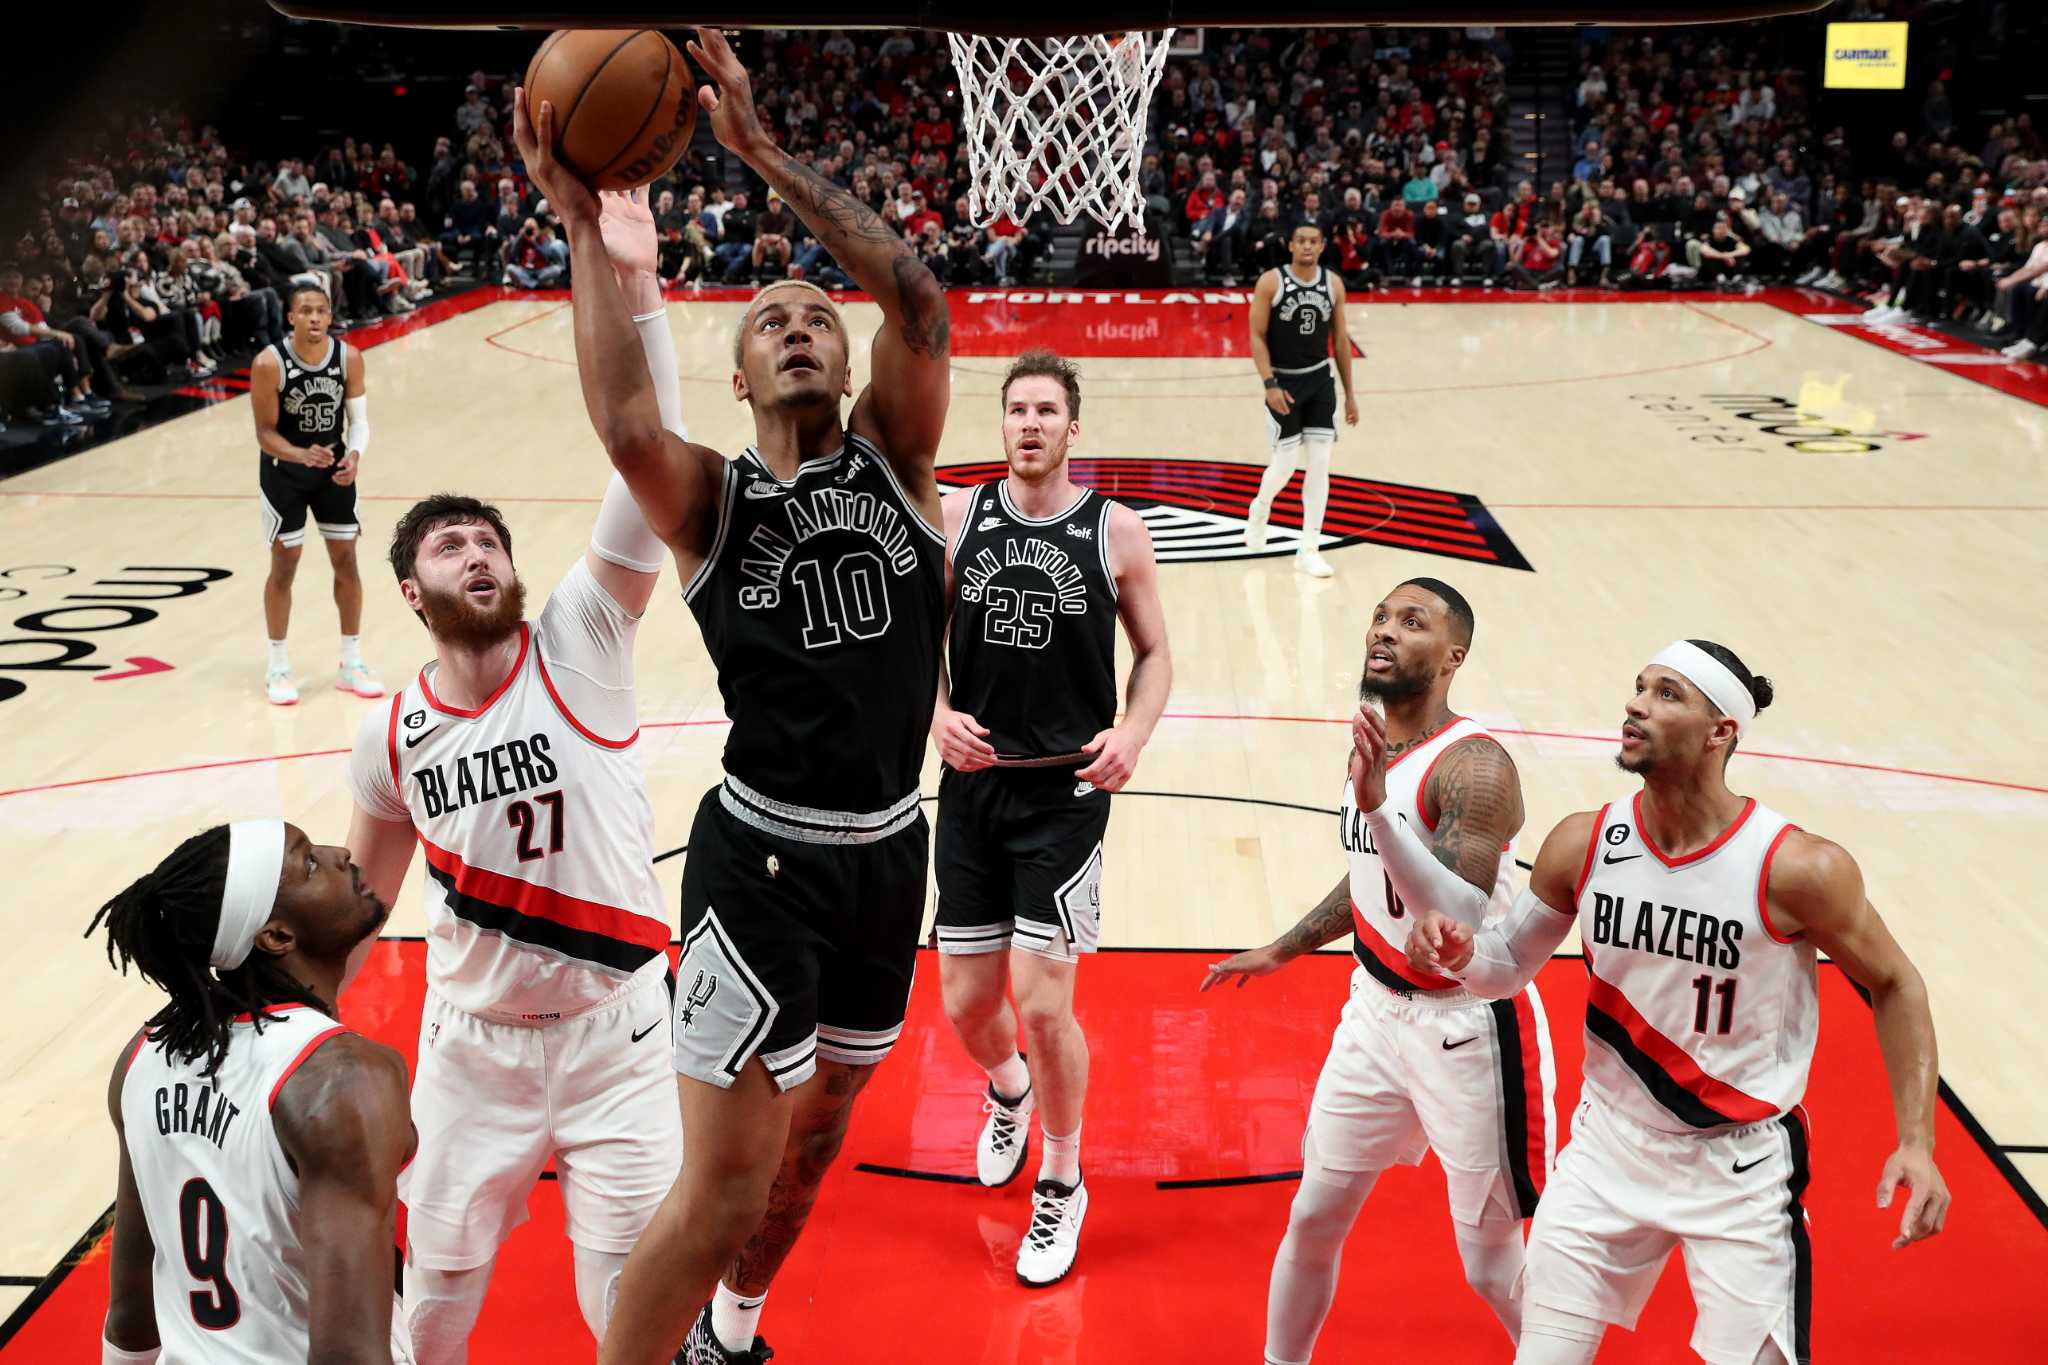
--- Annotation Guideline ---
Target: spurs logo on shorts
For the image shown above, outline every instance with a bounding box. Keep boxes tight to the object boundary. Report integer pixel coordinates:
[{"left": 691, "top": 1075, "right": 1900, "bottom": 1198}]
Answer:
[{"left": 679, "top": 968, "right": 718, "bottom": 1029}]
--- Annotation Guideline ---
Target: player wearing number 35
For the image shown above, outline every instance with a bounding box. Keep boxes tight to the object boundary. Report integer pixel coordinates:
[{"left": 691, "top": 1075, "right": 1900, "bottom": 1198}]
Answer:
[
  {"left": 511, "top": 28, "right": 956, "bottom": 1365},
  {"left": 1403, "top": 640, "right": 1951, "bottom": 1365}
]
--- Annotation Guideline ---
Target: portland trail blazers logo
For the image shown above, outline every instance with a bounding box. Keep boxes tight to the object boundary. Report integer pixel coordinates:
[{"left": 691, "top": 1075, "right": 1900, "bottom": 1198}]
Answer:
[{"left": 937, "top": 459, "right": 1531, "bottom": 571}]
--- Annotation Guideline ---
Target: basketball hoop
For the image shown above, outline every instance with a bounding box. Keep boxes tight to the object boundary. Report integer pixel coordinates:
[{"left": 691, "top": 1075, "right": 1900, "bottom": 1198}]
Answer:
[{"left": 946, "top": 29, "right": 1175, "bottom": 234}]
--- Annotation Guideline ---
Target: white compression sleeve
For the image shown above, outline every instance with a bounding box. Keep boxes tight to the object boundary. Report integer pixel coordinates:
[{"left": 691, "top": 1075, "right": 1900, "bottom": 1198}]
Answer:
[
  {"left": 1449, "top": 888, "right": 1577, "bottom": 999},
  {"left": 633, "top": 307, "right": 687, "bottom": 440},
  {"left": 590, "top": 308, "right": 689, "bottom": 573},
  {"left": 344, "top": 394, "right": 369, "bottom": 455},
  {"left": 1362, "top": 801, "right": 1489, "bottom": 928}
]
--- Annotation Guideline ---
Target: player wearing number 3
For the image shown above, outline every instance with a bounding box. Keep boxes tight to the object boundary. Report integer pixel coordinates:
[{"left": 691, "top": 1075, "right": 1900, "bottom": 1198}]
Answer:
[
  {"left": 1404, "top": 640, "right": 1950, "bottom": 1365},
  {"left": 344, "top": 185, "right": 687, "bottom": 1365},
  {"left": 511, "top": 29, "right": 956, "bottom": 1365},
  {"left": 1204, "top": 579, "right": 1555, "bottom": 1365}
]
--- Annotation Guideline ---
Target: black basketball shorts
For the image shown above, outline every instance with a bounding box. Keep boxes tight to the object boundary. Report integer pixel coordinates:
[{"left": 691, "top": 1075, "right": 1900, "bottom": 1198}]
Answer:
[
  {"left": 1266, "top": 366, "right": 1338, "bottom": 447},
  {"left": 259, "top": 454, "right": 359, "bottom": 548},
  {"left": 672, "top": 777, "right": 928, "bottom": 1093},
  {"left": 934, "top": 765, "right": 1110, "bottom": 963}
]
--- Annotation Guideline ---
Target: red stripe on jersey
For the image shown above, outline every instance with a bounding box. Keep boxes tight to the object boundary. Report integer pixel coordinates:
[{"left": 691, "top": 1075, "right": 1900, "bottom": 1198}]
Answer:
[
  {"left": 385, "top": 692, "right": 403, "bottom": 792},
  {"left": 419, "top": 623, "right": 530, "bottom": 718},
  {"left": 416, "top": 833, "right": 670, "bottom": 953},
  {"left": 1756, "top": 823, "right": 1802, "bottom": 944},
  {"left": 1573, "top": 803, "right": 1610, "bottom": 904},
  {"left": 1385, "top": 714, "right": 1466, "bottom": 773},
  {"left": 231, "top": 1004, "right": 315, "bottom": 1024},
  {"left": 267, "top": 1025, "right": 350, "bottom": 1110},
  {"left": 533, "top": 646, "right": 638, "bottom": 750},
  {"left": 1415, "top": 734, "right": 1505, "bottom": 833},
  {"left": 1351, "top": 899, "right": 1462, "bottom": 991},
  {"left": 123, "top": 1030, "right": 149, "bottom": 1074},
  {"left": 1512, "top": 989, "right": 1549, "bottom": 1196},
  {"left": 1585, "top": 971, "right": 1777, "bottom": 1124},
  {"left": 1634, "top": 792, "right": 1757, "bottom": 868}
]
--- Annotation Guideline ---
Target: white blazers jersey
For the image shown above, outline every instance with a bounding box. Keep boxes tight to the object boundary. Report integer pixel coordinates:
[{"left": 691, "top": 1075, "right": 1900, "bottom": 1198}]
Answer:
[
  {"left": 1339, "top": 716, "right": 1516, "bottom": 993},
  {"left": 120, "top": 1006, "right": 349, "bottom": 1365},
  {"left": 350, "top": 559, "right": 668, "bottom": 1019},
  {"left": 1574, "top": 794, "right": 1815, "bottom": 1133}
]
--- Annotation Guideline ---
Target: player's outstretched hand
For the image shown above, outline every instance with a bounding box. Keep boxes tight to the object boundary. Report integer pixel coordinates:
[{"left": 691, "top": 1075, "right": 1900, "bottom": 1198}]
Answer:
[
  {"left": 597, "top": 189, "right": 658, "bottom": 281},
  {"left": 511, "top": 87, "right": 601, "bottom": 229},
  {"left": 1075, "top": 726, "right": 1141, "bottom": 793},
  {"left": 1405, "top": 909, "right": 1474, "bottom": 975},
  {"left": 1200, "top": 945, "right": 1290, "bottom": 992},
  {"left": 687, "top": 26, "right": 772, "bottom": 162},
  {"left": 933, "top": 707, "right": 997, "bottom": 772},
  {"left": 332, "top": 451, "right": 360, "bottom": 486},
  {"left": 1350, "top": 703, "right": 1389, "bottom": 811},
  {"left": 1877, "top": 1146, "right": 1950, "bottom": 1249}
]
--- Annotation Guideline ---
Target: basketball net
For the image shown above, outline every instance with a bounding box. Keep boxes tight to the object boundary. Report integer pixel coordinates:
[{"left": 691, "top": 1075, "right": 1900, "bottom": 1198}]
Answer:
[{"left": 946, "top": 29, "right": 1175, "bottom": 234}]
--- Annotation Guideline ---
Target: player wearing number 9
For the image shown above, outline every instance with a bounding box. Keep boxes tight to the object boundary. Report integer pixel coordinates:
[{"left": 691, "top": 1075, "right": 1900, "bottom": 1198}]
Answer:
[
  {"left": 1403, "top": 640, "right": 1950, "bottom": 1363},
  {"left": 93, "top": 820, "right": 413, "bottom": 1364}
]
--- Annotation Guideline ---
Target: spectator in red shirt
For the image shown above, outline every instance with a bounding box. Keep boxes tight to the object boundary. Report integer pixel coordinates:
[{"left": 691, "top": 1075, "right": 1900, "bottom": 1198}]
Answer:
[
  {"left": 1185, "top": 171, "right": 1225, "bottom": 228},
  {"left": 0, "top": 261, "right": 108, "bottom": 421},
  {"left": 903, "top": 192, "right": 944, "bottom": 240},
  {"left": 1374, "top": 198, "right": 1417, "bottom": 278},
  {"left": 1511, "top": 221, "right": 1565, "bottom": 288},
  {"left": 911, "top": 100, "right": 954, "bottom": 149}
]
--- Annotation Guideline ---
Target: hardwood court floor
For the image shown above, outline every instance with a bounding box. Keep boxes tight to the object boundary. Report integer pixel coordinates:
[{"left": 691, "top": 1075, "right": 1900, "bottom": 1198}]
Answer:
[{"left": 2, "top": 287, "right": 2044, "bottom": 1350}]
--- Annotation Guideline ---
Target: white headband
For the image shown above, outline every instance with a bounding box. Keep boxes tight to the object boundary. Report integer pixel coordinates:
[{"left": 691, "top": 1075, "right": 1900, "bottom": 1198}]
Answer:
[
  {"left": 211, "top": 820, "right": 285, "bottom": 970},
  {"left": 1649, "top": 640, "right": 1756, "bottom": 737}
]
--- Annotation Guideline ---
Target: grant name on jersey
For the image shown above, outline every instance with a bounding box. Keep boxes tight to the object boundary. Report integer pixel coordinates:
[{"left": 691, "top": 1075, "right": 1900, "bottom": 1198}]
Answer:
[
  {"left": 737, "top": 483, "right": 921, "bottom": 611},
  {"left": 151, "top": 1079, "right": 244, "bottom": 1150},
  {"left": 414, "top": 733, "right": 559, "bottom": 819},
  {"left": 1586, "top": 891, "right": 1744, "bottom": 970}
]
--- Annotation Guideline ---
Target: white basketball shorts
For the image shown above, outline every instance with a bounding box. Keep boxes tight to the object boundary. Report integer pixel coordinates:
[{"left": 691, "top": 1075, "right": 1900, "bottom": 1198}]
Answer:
[
  {"left": 401, "top": 968, "right": 682, "bottom": 1269},
  {"left": 1304, "top": 965, "right": 1557, "bottom": 1227},
  {"left": 1525, "top": 1095, "right": 1814, "bottom": 1365}
]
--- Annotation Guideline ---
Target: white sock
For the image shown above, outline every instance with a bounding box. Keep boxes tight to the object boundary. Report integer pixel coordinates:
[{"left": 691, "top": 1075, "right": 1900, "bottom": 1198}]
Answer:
[
  {"left": 267, "top": 640, "right": 290, "bottom": 673},
  {"left": 340, "top": 634, "right": 363, "bottom": 667},
  {"left": 1453, "top": 1217, "right": 1528, "bottom": 1343},
  {"left": 987, "top": 1052, "right": 1030, "bottom": 1102},
  {"left": 1265, "top": 1163, "right": 1378, "bottom": 1364},
  {"left": 1040, "top": 1124, "right": 1081, "bottom": 1186},
  {"left": 711, "top": 1281, "right": 766, "bottom": 1354},
  {"left": 1298, "top": 436, "right": 1333, "bottom": 544},
  {"left": 1253, "top": 440, "right": 1301, "bottom": 511}
]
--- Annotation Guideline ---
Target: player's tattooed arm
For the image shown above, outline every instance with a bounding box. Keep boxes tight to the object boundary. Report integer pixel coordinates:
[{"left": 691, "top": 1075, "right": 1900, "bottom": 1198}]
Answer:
[
  {"left": 1201, "top": 875, "right": 1353, "bottom": 990},
  {"left": 1423, "top": 739, "right": 1526, "bottom": 894}
]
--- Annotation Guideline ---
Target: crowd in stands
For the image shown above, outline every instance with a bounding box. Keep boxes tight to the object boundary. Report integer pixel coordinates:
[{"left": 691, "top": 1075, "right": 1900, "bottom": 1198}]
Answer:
[{"left": 11, "top": 24, "right": 2048, "bottom": 432}]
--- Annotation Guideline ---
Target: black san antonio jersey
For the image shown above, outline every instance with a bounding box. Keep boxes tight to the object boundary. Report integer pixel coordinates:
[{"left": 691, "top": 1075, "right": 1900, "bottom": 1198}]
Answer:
[
  {"left": 269, "top": 337, "right": 349, "bottom": 454},
  {"left": 947, "top": 482, "right": 1117, "bottom": 759},
  {"left": 1265, "top": 265, "right": 1336, "bottom": 375},
  {"left": 685, "top": 435, "right": 945, "bottom": 811}
]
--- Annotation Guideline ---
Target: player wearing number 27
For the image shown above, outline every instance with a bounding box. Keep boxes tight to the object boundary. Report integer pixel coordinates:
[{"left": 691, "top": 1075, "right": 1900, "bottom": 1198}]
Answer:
[
  {"left": 514, "top": 28, "right": 955, "bottom": 1365},
  {"left": 1205, "top": 579, "right": 1555, "bottom": 1365},
  {"left": 344, "top": 188, "right": 686, "bottom": 1363},
  {"left": 1405, "top": 640, "right": 1951, "bottom": 1365}
]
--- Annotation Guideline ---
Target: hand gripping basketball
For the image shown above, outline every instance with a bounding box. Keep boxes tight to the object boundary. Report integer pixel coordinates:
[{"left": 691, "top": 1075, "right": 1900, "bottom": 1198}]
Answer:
[{"left": 512, "top": 88, "right": 601, "bottom": 228}]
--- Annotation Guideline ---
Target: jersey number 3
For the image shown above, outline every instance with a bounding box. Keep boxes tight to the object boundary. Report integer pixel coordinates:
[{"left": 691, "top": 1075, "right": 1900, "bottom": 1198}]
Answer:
[{"left": 178, "top": 1177, "right": 240, "bottom": 1330}]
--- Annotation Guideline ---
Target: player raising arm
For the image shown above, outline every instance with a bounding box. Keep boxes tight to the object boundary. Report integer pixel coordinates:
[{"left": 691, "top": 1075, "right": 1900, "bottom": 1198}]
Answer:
[{"left": 1406, "top": 639, "right": 1948, "bottom": 1363}]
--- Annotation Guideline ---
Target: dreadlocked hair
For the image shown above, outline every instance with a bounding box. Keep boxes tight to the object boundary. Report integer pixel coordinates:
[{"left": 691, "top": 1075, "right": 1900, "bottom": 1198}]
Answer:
[{"left": 86, "top": 825, "right": 325, "bottom": 1077}]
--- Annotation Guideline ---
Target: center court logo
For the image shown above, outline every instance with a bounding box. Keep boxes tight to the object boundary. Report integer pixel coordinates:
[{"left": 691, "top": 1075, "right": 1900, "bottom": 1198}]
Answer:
[
  {"left": 937, "top": 458, "right": 1531, "bottom": 572},
  {"left": 0, "top": 564, "right": 231, "bottom": 707},
  {"left": 1634, "top": 392, "right": 1924, "bottom": 455}
]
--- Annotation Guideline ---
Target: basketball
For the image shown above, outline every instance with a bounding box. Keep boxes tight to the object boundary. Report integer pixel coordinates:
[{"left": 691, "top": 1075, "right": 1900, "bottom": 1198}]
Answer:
[{"left": 523, "top": 29, "right": 696, "bottom": 191}]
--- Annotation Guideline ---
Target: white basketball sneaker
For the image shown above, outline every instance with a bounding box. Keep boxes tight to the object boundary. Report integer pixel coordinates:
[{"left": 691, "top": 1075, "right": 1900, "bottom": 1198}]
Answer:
[
  {"left": 1294, "top": 547, "right": 1335, "bottom": 578},
  {"left": 1245, "top": 497, "right": 1272, "bottom": 551},
  {"left": 1015, "top": 1175, "right": 1088, "bottom": 1287},
  {"left": 265, "top": 667, "right": 299, "bottom": 706},
  {"left": 977, "top": 1082, "right": 1036, "bottom": 1187},
  {"left": 337, "top": 660, "right": 384, "bottom": 698}
]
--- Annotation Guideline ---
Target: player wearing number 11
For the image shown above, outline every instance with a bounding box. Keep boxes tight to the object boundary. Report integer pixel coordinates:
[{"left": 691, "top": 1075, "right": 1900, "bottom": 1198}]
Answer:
[{"left": 1403, "top": 640, "right": 1950, "bottom": 1365}]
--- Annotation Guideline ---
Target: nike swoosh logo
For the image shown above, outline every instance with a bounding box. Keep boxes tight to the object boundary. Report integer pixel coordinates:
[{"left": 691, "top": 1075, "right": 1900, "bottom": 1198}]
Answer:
[
  {"left": 630, "top": 1020, "right": 661, "bottom": 1043},
  {"left": 404, "top": 725, "right": 442, "bottom": 749},
  {"left": 1441, "top": 1037, "right": 1478, "bottom": 1051},
  {"left": 1602, "top": 852, "right": 1642, "bottom": 864},
  {"left": 1074, "top": 782, "right": 1096, "bottom": 798},
  {"left": 743, "top": 481, "right": 784, "bottom": 499},
  {"left": 1732, "top": 1156, "right": 1769, "bottom": 1174}
]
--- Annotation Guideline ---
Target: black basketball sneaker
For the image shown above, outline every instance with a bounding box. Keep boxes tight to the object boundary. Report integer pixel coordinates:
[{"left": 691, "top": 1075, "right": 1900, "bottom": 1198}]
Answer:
[{"left": 677, "top": 1304, "right": 774, "bottom": 1365}]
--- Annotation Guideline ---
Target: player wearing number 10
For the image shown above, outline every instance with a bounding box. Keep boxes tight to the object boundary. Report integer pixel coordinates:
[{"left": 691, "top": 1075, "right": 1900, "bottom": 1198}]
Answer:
[{"left": 513, "top": 28, "right": 954, "bottom": 1365}]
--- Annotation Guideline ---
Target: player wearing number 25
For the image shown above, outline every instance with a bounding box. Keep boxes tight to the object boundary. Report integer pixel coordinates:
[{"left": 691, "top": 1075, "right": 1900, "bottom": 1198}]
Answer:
[
  {"left": 1404, "top": 640, "right": 1950, "bottom": 1364},
  {"left": 512, "top": 28, "right": 957, "bottom": 1365}
]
